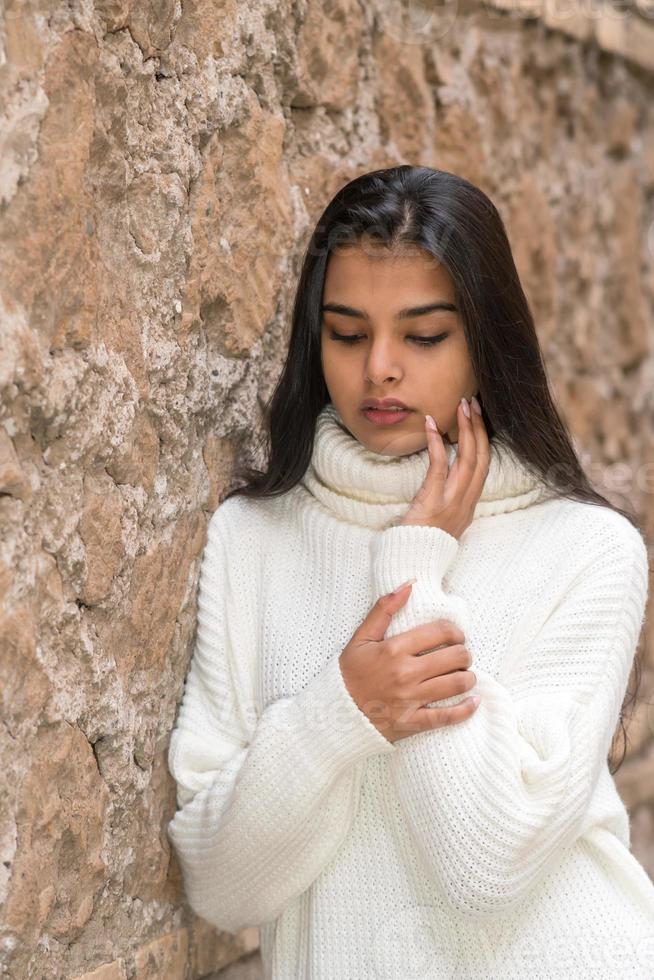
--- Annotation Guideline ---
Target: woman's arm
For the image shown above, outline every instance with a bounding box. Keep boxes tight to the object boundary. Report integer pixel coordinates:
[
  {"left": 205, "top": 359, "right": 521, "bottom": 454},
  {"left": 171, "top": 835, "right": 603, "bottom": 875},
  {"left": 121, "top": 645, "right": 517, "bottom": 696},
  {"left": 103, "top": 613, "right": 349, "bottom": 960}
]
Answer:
[
  {"left": 369, "top": 518, "right": 649, "bottom": 919},
  {"left": 167, "top": 508, "right": 395, "bottom": 934}
]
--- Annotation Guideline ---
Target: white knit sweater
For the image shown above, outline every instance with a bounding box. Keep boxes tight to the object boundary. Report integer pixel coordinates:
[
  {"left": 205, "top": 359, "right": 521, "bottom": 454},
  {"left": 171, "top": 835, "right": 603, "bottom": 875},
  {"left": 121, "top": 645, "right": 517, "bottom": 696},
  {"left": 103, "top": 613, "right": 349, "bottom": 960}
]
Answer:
[{"left": 167, "top": 402, "right": 654, "bottom": 979}]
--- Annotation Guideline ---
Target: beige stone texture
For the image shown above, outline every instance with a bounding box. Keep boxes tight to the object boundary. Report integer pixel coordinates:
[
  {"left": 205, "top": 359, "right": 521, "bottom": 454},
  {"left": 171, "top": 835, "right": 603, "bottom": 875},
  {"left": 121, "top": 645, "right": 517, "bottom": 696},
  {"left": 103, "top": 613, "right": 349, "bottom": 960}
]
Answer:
[
  {"left": 0, "top": 0, "right": 653, "bottom": 976},
  {"left": 71, "top": 960, "right": 128, "bottom": 980}
]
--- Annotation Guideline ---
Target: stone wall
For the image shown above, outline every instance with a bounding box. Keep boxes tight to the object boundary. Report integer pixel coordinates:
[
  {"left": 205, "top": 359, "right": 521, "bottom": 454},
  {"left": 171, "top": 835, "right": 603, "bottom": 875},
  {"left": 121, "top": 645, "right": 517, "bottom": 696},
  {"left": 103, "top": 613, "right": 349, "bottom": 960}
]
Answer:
[{"left": 1, "top": 1, "right": 653, "bottom": 977}]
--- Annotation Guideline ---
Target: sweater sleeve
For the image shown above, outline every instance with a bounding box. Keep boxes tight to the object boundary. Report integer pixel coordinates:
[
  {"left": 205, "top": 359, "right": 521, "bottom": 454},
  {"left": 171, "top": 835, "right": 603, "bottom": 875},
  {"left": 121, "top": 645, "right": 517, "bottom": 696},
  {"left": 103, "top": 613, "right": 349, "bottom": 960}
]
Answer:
[
  {"left": 166, "top": 506, "right": 395, "bottom": 934},
  {"left": 369, "top": 518, "right": 649, "bottom": 919}
]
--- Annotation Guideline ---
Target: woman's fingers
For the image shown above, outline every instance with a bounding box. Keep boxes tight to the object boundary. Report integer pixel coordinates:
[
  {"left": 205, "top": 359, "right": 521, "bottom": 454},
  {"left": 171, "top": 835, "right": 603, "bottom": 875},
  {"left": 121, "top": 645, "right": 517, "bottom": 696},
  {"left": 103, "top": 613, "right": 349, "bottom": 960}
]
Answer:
[
  {"left": 447, "top": 398, "right": 476, "bottom": 493},
  {"left": 461, "top": 396, "right": 491, "bottom": 509},
  {"left": 410, "top": 400, "right": 490, "bottom": 526},
  {"left": 423, "top": 414, "right": 449, "bottom": 495},
  {"left": 400, "top": 416, "right": 450, "bottom": 525}
]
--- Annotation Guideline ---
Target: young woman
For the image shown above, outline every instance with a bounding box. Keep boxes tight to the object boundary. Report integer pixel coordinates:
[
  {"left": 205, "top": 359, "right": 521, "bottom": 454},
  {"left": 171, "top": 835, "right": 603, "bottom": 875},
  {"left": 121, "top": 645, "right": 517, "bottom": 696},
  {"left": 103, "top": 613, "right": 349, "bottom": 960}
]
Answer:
[{"left": 167, "top": 167, "right": 654, "bottom": 979}]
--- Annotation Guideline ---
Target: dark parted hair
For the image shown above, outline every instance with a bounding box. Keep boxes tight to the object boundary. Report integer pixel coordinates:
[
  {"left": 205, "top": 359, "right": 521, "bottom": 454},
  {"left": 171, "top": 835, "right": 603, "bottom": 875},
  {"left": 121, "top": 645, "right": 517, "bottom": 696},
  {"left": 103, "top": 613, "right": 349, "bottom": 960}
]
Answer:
[{"left": 222, "top": 165, "right": 647, "bottom": 773}]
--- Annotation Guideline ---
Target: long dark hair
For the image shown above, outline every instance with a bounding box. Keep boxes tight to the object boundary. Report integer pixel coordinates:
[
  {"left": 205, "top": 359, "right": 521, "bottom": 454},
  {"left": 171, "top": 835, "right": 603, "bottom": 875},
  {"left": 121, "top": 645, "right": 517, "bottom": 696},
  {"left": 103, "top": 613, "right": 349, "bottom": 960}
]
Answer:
[{"left": 222, "top": 165, "right": 647, "bottom": 774}]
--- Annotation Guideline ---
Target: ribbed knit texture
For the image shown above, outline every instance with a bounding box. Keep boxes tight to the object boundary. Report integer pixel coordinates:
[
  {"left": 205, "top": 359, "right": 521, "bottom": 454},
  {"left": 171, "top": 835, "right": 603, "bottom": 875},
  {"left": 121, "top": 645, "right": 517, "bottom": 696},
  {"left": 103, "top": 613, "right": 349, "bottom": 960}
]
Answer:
[{"left": 167, "top": 401, "right": 654, "bottom": 979}]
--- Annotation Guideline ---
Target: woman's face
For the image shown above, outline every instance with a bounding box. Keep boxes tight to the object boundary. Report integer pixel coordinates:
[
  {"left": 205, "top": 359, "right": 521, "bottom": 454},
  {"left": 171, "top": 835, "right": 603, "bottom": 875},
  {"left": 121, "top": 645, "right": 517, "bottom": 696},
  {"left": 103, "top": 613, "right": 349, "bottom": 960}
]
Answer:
[{"left": 320, "top": 241, "right": 479, "bottom": 456}]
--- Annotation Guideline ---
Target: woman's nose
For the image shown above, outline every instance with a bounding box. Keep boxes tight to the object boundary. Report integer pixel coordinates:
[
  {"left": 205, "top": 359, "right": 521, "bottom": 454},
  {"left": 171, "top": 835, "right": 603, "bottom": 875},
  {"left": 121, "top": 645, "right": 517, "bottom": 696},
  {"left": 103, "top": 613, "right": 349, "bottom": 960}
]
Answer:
[{"left": 364, "top": 348, "right": 402, "bottom": 385}]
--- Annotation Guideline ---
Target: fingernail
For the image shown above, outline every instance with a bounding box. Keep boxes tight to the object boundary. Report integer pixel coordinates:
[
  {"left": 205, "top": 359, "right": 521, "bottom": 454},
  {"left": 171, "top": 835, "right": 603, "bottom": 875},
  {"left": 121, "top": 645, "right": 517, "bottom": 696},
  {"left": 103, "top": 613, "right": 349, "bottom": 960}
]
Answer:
[
  {"left": 391, "top": 576, "right": 417, "bottom": 594},
  {"left": 471, "top": 395, "right": 482, "bottom": 416},
  {"left": 460, "top": 397, "right": 470, "bottom": 419},
  {"left": 470, "top": 695, "right": 481, "bottom": 707},
  {"left": 425, "top": 414, "right": 437, "bottom": 432}
]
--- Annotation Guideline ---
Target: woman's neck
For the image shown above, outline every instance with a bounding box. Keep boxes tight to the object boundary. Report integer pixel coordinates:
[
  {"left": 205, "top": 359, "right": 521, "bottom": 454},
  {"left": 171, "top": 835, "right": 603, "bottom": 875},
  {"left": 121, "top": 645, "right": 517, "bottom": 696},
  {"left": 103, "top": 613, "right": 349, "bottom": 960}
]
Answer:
[{"left": 300, "top": 402, "right": 551, "bottom": 530}]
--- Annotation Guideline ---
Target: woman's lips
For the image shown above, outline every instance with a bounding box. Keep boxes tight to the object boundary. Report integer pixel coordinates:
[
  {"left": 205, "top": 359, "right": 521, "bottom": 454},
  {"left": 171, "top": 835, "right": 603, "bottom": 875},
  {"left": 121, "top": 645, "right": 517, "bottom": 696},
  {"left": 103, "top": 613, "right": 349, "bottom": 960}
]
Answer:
[{"left": 362, "top": 407, "right": 413, "bottom": 426}]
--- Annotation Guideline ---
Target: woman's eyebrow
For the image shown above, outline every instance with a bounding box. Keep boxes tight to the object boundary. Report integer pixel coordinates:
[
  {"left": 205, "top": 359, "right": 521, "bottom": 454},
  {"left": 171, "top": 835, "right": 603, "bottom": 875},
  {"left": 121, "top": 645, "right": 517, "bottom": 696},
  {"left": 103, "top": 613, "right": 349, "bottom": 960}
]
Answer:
[{"left": 321, "top": 301, "right": 458, "bottom": 319}]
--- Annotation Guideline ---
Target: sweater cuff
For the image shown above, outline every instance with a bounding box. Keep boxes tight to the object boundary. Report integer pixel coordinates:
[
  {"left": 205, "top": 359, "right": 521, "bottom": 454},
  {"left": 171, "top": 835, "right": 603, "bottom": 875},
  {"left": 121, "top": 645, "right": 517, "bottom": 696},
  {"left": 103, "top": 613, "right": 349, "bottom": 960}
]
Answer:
[
  {"left": 291, "top": 652, "right": 397, "bottom": 770},
  {"left": 371, "top": 524, "right": 459, "bottom": 596}
]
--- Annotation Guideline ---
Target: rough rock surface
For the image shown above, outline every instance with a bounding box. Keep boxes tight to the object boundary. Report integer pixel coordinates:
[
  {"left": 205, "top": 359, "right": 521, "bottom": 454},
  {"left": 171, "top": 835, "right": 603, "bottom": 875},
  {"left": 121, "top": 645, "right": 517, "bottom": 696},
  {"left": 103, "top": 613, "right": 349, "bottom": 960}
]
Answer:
[{"left": 1, "top": 0, "right": 653, "bottom": 976}]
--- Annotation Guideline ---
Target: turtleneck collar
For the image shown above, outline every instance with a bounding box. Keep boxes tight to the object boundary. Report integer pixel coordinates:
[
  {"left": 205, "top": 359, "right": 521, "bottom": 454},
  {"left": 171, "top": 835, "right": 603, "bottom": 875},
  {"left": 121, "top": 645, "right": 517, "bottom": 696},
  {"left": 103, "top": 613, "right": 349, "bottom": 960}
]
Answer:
[{"left": 300, "top": 402, "right": 551, "bottom": 530}]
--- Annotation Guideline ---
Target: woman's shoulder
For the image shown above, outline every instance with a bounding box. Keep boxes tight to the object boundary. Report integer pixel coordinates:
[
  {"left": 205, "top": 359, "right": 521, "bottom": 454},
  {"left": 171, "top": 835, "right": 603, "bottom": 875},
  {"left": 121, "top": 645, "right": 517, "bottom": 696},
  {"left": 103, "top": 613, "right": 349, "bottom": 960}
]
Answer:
[
  {"left": 548, "top": 496, "right": 649, "bottom": 571},
  {"left": 204, "top": 489, "right": 297, "bottom": 551}
]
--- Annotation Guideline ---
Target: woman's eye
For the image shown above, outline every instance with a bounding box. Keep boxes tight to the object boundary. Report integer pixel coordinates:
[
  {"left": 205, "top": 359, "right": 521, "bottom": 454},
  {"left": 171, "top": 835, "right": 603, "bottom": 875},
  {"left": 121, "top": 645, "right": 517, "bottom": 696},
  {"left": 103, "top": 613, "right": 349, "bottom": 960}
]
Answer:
[
  {"left": 329, "top": 333, "right": 364, "bottom": 345},
  {"left": 410, "top": 334, "right": 448, "bottom": 347},
  {"left": 329, "top": 332, "right": 448, "bottom": 347}
]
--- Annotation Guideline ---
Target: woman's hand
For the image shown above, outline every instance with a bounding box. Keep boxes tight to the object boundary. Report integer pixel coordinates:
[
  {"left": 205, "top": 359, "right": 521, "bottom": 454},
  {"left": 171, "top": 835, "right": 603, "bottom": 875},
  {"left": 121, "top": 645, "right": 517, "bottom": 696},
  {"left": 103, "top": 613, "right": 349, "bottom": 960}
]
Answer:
[
  {"left": 400, "top": 395, "right": 490, "bottom": 540},
  {"left": 339, "top": 581, "right": 479, "bottom": 744}
]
